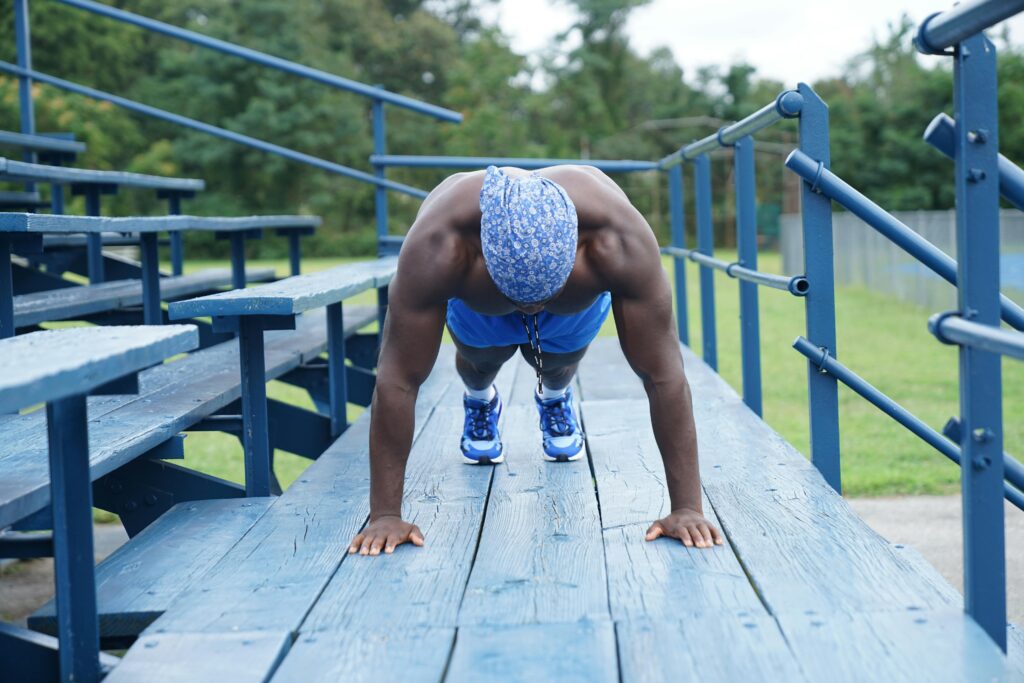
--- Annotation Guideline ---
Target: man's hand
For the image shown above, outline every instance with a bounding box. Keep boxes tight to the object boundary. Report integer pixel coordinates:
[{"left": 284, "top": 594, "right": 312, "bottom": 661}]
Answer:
[
  {"left": 349, "top": 515, "right": 424, "bottom": 556},
  {"left": 645, "top": 508, "right": 724, "bottom": 548}
]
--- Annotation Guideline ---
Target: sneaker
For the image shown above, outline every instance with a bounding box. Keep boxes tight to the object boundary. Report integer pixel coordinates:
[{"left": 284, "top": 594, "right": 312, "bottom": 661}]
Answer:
[
  {"left": 535, "top": 386, "right": 584, "bottom": 462},
  {"left": 461, "top": 390, "right": 504, "bottom": 465}
]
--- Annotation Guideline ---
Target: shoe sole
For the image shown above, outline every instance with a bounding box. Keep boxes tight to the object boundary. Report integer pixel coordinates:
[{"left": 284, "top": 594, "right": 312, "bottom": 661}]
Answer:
[
  {"left": 542, "top": 450, "right": 584, "bottom": 463},
  {"left": 463, "top": 453, "right": 505, "bottom": 465}
]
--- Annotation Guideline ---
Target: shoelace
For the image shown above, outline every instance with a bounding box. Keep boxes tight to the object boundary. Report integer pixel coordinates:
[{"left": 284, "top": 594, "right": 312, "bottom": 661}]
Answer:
[
  {"left": 466, "top": 400, "right": 497, "bottom": 440},
  {"left": 521, "top": 313, "right": 544, "bottom": 395},
  {"left": 539, "top": 394, "right": 573, "bottom": 435}
]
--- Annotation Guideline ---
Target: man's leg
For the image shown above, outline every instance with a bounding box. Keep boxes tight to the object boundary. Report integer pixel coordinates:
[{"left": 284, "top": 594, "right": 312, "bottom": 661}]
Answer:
[
  {"left": 521, "top": 344, "right": 589, "bottom": 461},
  {"left": 450, "top": 329, "right": 516, "bottom": 464},
  {"left": 518, "top": 343, "right": 588, "bottom": 392}
]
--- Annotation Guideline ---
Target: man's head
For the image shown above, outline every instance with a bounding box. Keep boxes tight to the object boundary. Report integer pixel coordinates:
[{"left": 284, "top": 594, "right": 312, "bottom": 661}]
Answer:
[{"left": 479, "top": 165, "right": 578, "bottom": 307}]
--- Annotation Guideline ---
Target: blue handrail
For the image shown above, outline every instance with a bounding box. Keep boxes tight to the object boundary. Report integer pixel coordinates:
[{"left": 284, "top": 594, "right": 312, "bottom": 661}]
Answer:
[
  {"left": 53, "top": 0, "right": 462, "bottom": 124},
  {"left": 915, "top": 0, "right": 1024, "bottom": 54},
  {"left": 370, "top": 155, "right": 659, "bottom": 172}
]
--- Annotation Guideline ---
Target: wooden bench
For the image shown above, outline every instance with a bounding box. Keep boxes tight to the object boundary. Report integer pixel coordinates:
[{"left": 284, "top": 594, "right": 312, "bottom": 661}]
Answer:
[
  {"left": 0, "top": 325, "right": 198, "bottom": 683},
  {"left": 88, "top": 337, "right": 1022, "bottom": 681},
  {"left": 0, "top": 212, "right": 321, "bottom": 336}
]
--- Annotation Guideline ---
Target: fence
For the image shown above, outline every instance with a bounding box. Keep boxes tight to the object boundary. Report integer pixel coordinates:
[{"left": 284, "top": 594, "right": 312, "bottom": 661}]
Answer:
[{"left": 781, "top": 209, "right": 1024, "bottom": 310}]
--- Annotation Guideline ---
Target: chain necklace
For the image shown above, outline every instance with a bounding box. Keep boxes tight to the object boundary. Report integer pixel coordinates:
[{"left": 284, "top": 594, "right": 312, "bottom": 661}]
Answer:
[{"left": 521, "top": 313, "right": 544, "bottom": 395}]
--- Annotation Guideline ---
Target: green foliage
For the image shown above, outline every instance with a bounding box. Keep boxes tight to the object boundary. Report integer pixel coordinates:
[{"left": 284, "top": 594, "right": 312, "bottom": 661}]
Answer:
[{"left": 4, "top": 1, "right": 1024, "bottom": 254}]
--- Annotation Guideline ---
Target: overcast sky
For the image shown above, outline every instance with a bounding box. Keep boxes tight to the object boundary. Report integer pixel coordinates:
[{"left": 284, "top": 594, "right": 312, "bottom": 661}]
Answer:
[{"left": 480, "top": 0, "right": 1024, "bottom": 85}]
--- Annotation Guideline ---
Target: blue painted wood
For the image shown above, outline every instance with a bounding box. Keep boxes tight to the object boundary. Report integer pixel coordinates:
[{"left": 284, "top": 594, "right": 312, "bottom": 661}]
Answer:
[
  {"left": 238, "top": 317, "right": 272, "bottom": 497},
  {"left": 139, "top": 232, "right": 162, "bottom": 325},
  {"left": 270, "top": 627, "right": 455, "bottom": 683},
  {"left": 0, "top": 212, "right": 318, "bottom": 234},
  {"left": 616, "top": 617, "right": 807, "bottom": 682},
  {"left": 12, "top": 267, "right": 276, "bottom": 328},
  {"left": 445, "top": 621, "right": 618, "bottom": 683},
  {"left": 0, "top": 306, "right": 376, "bottom": 528},
  {"left": 0, "top": 130, "right": 85, "bottom": 154},
  {"left": 0, "top": 623, "right": 119, "bottom": 683},
  {"left": 30, "top": 498, "right": 275, "bottom": 641},
  {"left": 0, "top": 325, "right": 197, "bottom": 413},
  {"left": 326, "top": 302, "right": 347, "bottom": 436},
  {"left": 168, "top": 257, "right": 398, "bottom": 319},
  {"left": 104, "top": 631, "right": 293, "bottom": 683},
  {"left": 0, "top": 156, "right": 203, "bottom": 191},
  {"left": 777, "top": 610, "right": 1014, "bottom": 681}
]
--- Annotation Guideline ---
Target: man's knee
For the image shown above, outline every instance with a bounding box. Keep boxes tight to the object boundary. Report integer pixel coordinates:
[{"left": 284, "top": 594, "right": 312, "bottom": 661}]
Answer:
[{"left": 519, "top": 344, "right": 589, "bottom": 371}]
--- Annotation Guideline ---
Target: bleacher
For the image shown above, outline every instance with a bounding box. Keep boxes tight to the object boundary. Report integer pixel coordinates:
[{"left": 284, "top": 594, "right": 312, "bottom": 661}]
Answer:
[{"left": 2, "top": 0, "right": 1024, "bottom": 681}]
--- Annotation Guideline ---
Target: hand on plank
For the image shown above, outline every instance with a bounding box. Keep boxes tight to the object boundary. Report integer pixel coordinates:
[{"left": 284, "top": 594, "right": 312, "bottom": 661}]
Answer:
[
  {"left": 349, "top": 515, "right": 424, "bottom": 556},
  {"left": 645, "top": 508, "right": 724, "bottom": 548}
]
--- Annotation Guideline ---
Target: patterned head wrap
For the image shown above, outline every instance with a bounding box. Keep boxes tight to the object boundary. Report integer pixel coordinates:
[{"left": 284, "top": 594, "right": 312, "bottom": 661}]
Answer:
[{"left": 479, "top": 165, "right": 579, "bottom": 304}]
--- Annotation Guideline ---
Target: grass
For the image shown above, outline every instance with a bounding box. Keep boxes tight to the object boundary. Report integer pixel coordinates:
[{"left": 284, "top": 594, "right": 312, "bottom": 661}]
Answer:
[{"left": 159, "top": 253, "right": 1023, "bottom": 499}]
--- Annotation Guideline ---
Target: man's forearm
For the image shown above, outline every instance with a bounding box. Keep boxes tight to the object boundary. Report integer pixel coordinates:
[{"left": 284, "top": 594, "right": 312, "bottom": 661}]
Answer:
[
  {"left": 644, "top": 375, "right": 703, "bottom": 512},
  {"left": 368, "top": 382, "right": 418, "bottom": 519}
]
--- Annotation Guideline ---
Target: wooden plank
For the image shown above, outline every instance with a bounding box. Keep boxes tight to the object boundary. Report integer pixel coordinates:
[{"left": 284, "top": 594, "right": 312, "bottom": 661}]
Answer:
[
  {"left": 135, "top": 347, "right": 463, "bottom": 637},
  {"left": 168, "top": 258, "right": 398, "bottom": 319},
  {"left": 0, "top": 212, "right": 318, "bottom": 234},
  {"left": 576, "top": 337, "right": 646, "bottom": 401},
  {"left": 458, "top": 399, "right": 609, "bottom": 626},
  {"left": 616, "top": 616, "right": 808, "bottom": 682},
  {"left": 0, "top": 325, "right": 198, "bottom": 413},
  {"left": 104, "top": 631, "right": 292, "bottom": 683},
  {"left": 0, "top": 130, "right": 86, "bottom": 154},
  {"left": 445, "top": 621, "right": 618, "bottom": 683},
  {"left": 297, "top": 360, "right": 517, "bottom": 633},
  {"left": 0, "top": 307, "right": 376, "bottom": 527},
  {"left": 29, "top": 497, "right": 275, "bottom": 641},
  {"left": 0, "top": 157, "right": 204, "bottom": 191},
  {"left": 776, "top": 609, "right": 1016, "bottom": 682},
  {"left": 270, "top": 627, "right": 455, "bottom": 683}
]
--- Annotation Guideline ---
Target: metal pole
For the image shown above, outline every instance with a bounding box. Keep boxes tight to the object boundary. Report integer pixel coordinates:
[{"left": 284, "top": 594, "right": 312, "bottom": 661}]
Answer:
[
  {"left": 84, "top": 188, "right": 104, "bottom": 283},
  {"left": 238, "top": 319, "right": 271, "bottom": 497},
  {"left": 694, "top": 154, "right": 716, "bottom": 369},
  {"left": 14, "top": 0, "right": 35, "bottom": 140},
  {"left": 139, "top": 232, "right": 162, "bottom": 325},
  {"left": 797, "top": 83, "right": 841, "bottom": 492},
  {"left": 372, "top": 98, "right": 389, "bottom": 256},
  {"left": 734, "top": 135, "right": 762, "bottom": 416},
  {"left": 229, "top": 234, "right": 247, "bottom": 290},
  {"left": 46, "top": 394, "right": 101, "bottom": 683},
  {"left": 288, "top": 232, "right": 301, "bottom": 276},
  {"left": 166, "top": 194, "right": 184, "bottom": 276},
  {"left": 952, "top": 32, "right": 1006, "bottom": 651},
  {"left": 326, "top": 302, "right": 348, "bottom": 437},
  {"left": 668, "top": 164, "right": 689, "bottom": 345}
]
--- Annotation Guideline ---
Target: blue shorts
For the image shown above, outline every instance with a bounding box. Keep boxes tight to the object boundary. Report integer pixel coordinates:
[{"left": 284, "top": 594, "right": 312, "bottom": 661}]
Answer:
[{"left": 446, "top": 292, "right": 612, "bottom": 355}]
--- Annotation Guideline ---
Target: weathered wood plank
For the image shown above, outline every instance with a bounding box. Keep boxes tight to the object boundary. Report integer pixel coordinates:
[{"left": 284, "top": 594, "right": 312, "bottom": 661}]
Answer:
[
  {"left": 458, "top": 401, "right": 609, "bottom": 626},
  {"left": 104, "top": 631, "right": 292, "bottom": 683},
  {"left": 270, "top": 627, "right": 455, "bottom": 683},
  {"left": 576, "top": 337, "right": 645, "bottom": 401},
  {"left": 29, "top": 497, "right": 275, "bottom": 641},
  {"left": 0, "top": 130, "right": 86, "bottom": 154},
  {"left": 616, "top": 616, "right": 808, "bottom": 682},
  {"left": 0, "top": 325, "right": 198, "bottom": 413},
  {"left": 445, "top": 621, "right": 618, "bottom": 683},
  {"left": 0, "top": 212, "right": 319, "bottom": 234},
  {"left": 298, "top": 359, "right": 517, "bottom": 632},
  {"left": 0, "top": 157, "right": 204, "bottom": 191},
  {"left": 777, "top": 610, "right": 1017, "bottom": 682},
  {"left": 168, "top": 258, "right": 398, "bottom": 319},
  {"left": 0, "top": 307, "right": 376, "bottom": 527}
]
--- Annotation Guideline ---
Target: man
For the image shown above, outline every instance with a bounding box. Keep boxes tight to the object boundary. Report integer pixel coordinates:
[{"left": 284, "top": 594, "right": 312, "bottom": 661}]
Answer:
[{"left": 348, "top": 165, "right": 724, "bottom": 556}]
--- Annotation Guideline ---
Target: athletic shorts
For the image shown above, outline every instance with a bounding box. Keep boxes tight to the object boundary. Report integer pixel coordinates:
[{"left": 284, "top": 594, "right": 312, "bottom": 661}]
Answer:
[{"left": 446, "top": 292, "right": 612, "bottom": 355}]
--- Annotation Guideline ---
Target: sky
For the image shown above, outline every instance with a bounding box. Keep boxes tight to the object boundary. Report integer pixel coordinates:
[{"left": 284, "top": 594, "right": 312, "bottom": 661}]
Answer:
[{"left": 480, "top": 0, "right": 1024, "bottom": 86}]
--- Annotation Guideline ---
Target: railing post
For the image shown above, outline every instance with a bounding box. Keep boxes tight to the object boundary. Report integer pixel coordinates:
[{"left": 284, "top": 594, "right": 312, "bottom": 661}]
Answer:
[
  {"left": 83, "top": 188, "right": 105, "bottom": 283},
  {"left": 372, "top": 98, "right": 389, "bottom": 256},
  {"left": 797, "top": 83, "right": 841, "bottom": 492},
  {"left": 14, "top": 0, "right": 35, "bottom": 140},
  {"left": 952, "top": 32, "right": 1006, "bottom": 651},
  {"left": 694, "top": 154, "right": 717, "bottom": 370},
  {"left": 166, "top": 193, "right": 184, "bottom": 276},
  {"left": 667, "top": 164, "right": 689, "bottom": 345},
  {"left": 734, "top": 135, "right": 762, "bottom": 416}
]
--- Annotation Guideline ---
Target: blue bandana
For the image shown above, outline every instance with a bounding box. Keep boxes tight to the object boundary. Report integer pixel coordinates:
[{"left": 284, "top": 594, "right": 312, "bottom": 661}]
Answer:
[{"left": 479, "top": 165, "right": 578, "bottom": 304}]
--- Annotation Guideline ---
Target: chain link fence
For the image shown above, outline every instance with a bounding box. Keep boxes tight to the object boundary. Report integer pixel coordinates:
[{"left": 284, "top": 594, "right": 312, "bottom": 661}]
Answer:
[{"left": 780, "top": 209, "right": 1024, "bottom": 310}]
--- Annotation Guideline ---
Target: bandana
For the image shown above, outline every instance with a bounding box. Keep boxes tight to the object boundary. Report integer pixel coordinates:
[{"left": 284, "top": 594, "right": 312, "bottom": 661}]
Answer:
[{"left": 479, "top": 165, "right": 578, "bottom": 304}]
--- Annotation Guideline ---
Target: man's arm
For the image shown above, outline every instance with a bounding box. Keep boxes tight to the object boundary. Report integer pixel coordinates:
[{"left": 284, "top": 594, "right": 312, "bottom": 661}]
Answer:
[{"left": 599, "top": 206, "right": 723, "bottom": 549}]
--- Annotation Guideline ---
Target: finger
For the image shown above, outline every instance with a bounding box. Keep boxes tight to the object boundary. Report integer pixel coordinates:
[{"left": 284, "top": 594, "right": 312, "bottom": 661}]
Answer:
[
  {"left": 645, "top": 522, "right": 665, "bottom": 541},
  {"left": 689, "top": 525, "right": 707, "bottom": 548},
  {"left": 677, "top": 526, "right": 693, "bottom": 547},
  {"left": 697, "top": 523, "right": 713, "bottom": 547},
  {"left": 349, "top": 533, "right": 365, "bottom": 554},
  {"left": 369, "top": 536, "right": 386, "bottom": 556},
  {"left": 359, "top": 535, "right": 374, "bottom": 556},
  {"left": 384, "top": 533, "right": 401, "bottom": 554},
  {"left": 409, "top": 526, "right": 425, "bottom": 547},
  {"left": 710, "top": 524, "right": 725, "bottom": 545}
]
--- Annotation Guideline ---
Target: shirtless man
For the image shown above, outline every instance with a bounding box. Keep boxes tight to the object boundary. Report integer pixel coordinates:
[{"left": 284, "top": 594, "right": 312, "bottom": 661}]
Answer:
[{"left": 348, "top": 165, "right": 724, "bottom": 556}]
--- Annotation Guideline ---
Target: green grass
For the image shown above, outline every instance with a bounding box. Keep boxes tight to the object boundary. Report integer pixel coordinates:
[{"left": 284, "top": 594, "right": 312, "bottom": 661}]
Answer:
[{"left": 163, "top": 254, "right": 1023, "bottom": 498}]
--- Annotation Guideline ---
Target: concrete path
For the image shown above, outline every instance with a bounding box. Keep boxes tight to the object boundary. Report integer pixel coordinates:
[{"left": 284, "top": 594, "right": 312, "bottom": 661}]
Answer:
[{"left": 849, "top": 495, "right": 1024, "bottom": 623}]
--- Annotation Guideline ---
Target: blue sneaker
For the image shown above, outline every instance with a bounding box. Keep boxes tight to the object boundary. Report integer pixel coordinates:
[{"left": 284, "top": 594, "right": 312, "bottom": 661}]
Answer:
[
  {"left": 461, "top": 390, "right": 503, "bottom": 465},
  {"left": 535, "top": 386, "right": 584, "bottom": 462}
]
